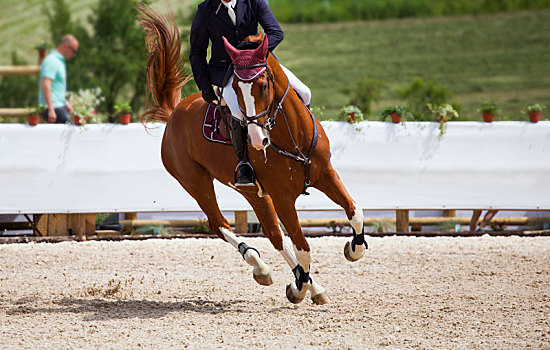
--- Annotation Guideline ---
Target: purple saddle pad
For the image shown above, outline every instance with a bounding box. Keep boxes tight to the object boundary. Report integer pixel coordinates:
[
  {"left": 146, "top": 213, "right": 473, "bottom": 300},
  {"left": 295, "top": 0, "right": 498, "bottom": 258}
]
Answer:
[{"left": 202, "top": 102, "right": 232, "bottom": 145}]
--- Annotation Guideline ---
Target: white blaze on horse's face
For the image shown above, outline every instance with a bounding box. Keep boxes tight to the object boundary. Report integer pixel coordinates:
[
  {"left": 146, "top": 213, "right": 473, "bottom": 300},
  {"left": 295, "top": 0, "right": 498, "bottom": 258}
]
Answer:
[{"left": 237, "top": 80, "right": 269, "bottom": 151}]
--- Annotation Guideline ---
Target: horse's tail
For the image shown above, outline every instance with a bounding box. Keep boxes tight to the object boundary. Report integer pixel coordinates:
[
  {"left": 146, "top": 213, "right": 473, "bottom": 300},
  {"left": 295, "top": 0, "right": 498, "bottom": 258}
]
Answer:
[{"left": 137, "top": 5, "right": 191, "bottom": 123}]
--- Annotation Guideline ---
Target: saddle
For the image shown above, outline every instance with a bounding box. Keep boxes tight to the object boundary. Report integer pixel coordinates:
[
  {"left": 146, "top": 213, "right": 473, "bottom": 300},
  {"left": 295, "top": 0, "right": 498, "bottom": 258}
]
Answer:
[{"left": 202, "top": 102, "right": 232, "bottom": 145}]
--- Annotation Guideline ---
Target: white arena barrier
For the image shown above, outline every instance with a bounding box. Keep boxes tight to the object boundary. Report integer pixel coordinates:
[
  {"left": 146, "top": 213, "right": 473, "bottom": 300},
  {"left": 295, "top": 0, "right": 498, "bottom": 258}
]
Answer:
[{"left": 0, "top": 121, "right": 549, "bottom": 214}]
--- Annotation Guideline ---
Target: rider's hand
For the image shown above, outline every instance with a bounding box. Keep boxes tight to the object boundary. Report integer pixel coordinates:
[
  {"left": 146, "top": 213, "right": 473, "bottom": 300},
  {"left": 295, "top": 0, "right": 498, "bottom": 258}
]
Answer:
[{"left": 202, "top": 87, "right": 217, "bottom": 104}]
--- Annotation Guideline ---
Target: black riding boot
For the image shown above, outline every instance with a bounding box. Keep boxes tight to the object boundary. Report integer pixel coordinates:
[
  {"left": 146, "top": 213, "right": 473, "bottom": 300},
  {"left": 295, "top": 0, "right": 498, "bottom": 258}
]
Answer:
[{"left": 229, "top": 118, "right": 255, "bottom": 186}]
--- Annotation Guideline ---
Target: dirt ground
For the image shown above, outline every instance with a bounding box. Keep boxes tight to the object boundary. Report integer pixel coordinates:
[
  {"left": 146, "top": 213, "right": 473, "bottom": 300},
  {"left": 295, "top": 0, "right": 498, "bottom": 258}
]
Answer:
[{"left": 0, "top": 235, "right": 548, "bottom": 349}]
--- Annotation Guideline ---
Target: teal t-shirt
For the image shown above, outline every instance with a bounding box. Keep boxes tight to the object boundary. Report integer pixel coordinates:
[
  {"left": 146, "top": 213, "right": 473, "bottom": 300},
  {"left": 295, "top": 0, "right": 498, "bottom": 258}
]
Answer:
[{"left": 39, "top": 50, "right": 67, "bottom": 108}]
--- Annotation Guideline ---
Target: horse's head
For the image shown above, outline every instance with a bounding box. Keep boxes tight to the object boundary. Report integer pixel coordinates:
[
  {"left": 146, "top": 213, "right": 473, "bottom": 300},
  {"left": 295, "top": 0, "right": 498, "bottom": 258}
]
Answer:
[{"left": 223, "top": 35, "right": 274, "bottom": 151}]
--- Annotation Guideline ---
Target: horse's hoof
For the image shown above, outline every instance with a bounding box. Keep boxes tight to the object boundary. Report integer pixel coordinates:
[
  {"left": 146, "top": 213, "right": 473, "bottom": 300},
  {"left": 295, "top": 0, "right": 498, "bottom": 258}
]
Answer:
[
  {"left": 286, "top": 284, "right": 304, "bottom": 304},
  {"left": 311, "top": 292, "right": 331, "bottom": 305},
  {"left": 253, "top": 272, "right": 273, "bottom": 286},
  {"left": 344, "top": 241, "right": 363, "bottom": 262}
]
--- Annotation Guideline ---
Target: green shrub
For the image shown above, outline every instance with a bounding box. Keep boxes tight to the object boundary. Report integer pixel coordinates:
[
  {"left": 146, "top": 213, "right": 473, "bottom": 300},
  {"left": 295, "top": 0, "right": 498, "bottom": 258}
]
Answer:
[
  {"left": 310, "top": 105, "right": 326, "bottom": 119},
  {"left": 398, "top": 78, "right": 453, "bottom": 120},
  {"left": 341, "top": 77, "right": 386, "bottom": 116},
  {"left": 267, "top": 0, "right": 550, "bottom": 23},
  {"left": 0, "top": 52, "right": 38, "bottom": 111}
]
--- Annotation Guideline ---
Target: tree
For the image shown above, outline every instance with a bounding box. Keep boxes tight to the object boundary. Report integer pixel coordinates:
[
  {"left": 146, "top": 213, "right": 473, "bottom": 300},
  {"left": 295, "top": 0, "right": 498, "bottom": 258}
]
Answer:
[
  {"left": 44, "top": 0, "right": 74, "bottom": 43},
  {"left": 0, "top": 52, "right": 38, "bottom": 109},
  {"left": 45, "top": 0, "right": 150, "bottom": 121},
  {"left": 85, "top": 0, "right": 150, "bottom": 120}
]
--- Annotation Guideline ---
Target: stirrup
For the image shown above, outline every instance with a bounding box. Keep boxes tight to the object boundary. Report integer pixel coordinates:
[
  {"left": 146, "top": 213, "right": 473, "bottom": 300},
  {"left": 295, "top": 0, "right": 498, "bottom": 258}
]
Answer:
[{"left": 234, "top": 161, "right": 255, "bottom": 187}]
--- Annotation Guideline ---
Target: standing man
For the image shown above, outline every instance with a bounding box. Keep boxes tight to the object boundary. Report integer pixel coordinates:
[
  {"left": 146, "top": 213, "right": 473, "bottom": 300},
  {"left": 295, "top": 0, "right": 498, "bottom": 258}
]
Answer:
[
  {"left": 189, "top": 0, "right": 311, "bottom": 186},
  {"left": 39, "top": 34, "right": 79, "bottom": 124}
]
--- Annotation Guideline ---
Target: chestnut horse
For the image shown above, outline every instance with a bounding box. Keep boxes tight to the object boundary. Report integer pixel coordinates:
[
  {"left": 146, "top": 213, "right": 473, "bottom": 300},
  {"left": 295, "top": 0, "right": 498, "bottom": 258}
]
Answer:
[{"left": 138, "top": 7, "right": 368, "bottom": 305}]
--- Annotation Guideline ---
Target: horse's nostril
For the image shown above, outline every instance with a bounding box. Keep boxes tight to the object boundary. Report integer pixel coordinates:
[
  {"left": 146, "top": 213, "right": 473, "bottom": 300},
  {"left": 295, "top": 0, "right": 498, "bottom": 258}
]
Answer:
[{"left": 262, "top": 138, "right": 269, "bottom": 146}]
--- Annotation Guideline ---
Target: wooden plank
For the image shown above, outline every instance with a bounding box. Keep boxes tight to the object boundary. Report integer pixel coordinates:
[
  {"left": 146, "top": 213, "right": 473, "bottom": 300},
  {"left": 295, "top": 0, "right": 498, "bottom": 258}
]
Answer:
[
  {"left": 69, "top": 214, "right": 86, "bottom": 235},
  {"left": 396, "top": 210, "right": 410, "bottom": 232},
  {"left": 0, "top": 66, "right": 40, "bottom": 76},
  {"left": 34, "top": 214, "right": 48, "bottom": 237},
  {"left": 443, "top": 209, "right": 456, "bottom": 217},
  {"left": 47, "top": 214, "right": 68, "bottom": 236},
  {"left": 0, "top": 222, "right": 32, "bottom": 230},
  {"left": 124, "top": 212, "right": 137, "bottom": 220},
  {"left": 95, "top": 230, "right": 121, "bottom": 236},
  {"left": 118, "top": 216, "right": 550, "bottom": 229},
  {"left": 0, "top": 108, "right": 28, "bottom": 118},
  {"left": 85, "top": 213, "right": 97, "bottom": 235},
  {"left": 234, "top": 210, "right": 248, "bottom": 233}
]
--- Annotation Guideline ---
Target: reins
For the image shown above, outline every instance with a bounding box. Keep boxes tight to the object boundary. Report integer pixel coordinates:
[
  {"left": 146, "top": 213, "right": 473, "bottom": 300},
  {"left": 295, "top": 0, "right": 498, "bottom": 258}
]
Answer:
[{"left": 219, "top": 60, "right": 319, "bottom": 195}]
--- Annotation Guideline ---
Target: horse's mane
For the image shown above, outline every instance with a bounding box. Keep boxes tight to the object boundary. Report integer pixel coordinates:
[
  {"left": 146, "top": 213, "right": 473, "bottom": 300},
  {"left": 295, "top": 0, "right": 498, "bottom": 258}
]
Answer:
[
  {"left": 241, "top": 33, "right": 264, "bottom": 47},
  {"left": 138, "top": 6, "right": 192, "bottom": 123}
]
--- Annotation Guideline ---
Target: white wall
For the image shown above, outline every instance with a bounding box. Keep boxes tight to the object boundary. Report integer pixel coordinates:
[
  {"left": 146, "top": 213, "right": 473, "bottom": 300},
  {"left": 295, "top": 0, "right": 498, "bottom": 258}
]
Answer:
[{"left": 0, "top": 121, "right": 549, "bottom": 214}]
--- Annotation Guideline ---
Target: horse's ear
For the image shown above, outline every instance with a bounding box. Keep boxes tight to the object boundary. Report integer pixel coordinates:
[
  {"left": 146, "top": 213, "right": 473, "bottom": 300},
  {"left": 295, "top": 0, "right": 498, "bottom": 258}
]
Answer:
[
  {"left": 223, "top": 36, "right": 240, "bottom": 61},
  {"left": 253, "top": 35, "right": 269, "bottom": 60}
]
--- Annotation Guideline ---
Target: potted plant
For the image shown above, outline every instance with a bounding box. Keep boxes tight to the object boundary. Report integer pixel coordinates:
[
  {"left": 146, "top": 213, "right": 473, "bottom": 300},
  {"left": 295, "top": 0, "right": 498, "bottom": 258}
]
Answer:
[
  {"left": 67, "top": 88, "right": 104, "bottom": 126},
  {"left": 478, "top": 101, "right": 500, "bottom": 122},
  {"left": 339, "top": 105, "right": 364, "bottom": 124},
  {"left": 381, "top": 105, "right": 411, "bottom": 123},
  {"left": 523, "top": 103, "right": 545, "bottom": 123},
  {"left": 35, "top": 43, "right": 51, "bottom": 62},
  {"left": 114, "top": 102, "right": 132, "bottom": 125},
  {"left": 427, "top": 103, "right": 459, "bottom": 136},
  {"left": 26, "top": 105, "right": 44, "bottom": 126}
]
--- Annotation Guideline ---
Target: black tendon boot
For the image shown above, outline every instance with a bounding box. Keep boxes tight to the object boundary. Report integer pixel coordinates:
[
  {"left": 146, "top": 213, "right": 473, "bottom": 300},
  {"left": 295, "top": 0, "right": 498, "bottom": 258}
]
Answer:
[{"left": 229, "top": 118, "right": 255, "bottom": 186}]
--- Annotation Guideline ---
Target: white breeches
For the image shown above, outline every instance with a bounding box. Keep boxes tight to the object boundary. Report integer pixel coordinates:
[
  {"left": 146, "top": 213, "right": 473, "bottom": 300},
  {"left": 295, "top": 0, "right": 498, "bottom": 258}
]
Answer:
[{"left": 221, "top": 64, "right": 311, "bottom": 121}]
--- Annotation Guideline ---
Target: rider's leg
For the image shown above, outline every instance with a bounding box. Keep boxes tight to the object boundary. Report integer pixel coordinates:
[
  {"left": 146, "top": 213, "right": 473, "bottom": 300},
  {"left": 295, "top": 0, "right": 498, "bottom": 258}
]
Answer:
[
  {"left": 280, "top": 64, "right": 311, "bottom": 107},
  {"left": 221, "top": 77, "right": 255, "bottom": 186}
]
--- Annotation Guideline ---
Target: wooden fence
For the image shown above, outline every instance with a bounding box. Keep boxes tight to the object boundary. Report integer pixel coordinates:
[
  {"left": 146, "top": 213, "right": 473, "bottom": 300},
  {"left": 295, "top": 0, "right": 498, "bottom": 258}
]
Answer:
[
  {"left": 0, "top": 51, "right": 41, "bottom": 119},
  {"left": 3, "top": 210, "right": 547, "bottom": 236}
]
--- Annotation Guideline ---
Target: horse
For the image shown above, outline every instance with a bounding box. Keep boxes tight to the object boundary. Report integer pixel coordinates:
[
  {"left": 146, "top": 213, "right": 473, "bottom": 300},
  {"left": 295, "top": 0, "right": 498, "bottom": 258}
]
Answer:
[{"left": 138, "top": 6, "right": 368, "bottom": 305}]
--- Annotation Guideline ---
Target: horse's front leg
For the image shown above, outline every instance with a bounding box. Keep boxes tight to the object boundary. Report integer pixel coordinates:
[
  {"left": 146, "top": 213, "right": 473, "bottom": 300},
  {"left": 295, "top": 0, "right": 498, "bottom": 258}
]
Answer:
[
  {"left": 313, "top": 167, "right": 368, "bottom": 262},
  {"left": 270, "top": 195, "right": 330, "bottom": 305},
  {"left": 173, "top": 164, "right": 272, "bottom": 286}
]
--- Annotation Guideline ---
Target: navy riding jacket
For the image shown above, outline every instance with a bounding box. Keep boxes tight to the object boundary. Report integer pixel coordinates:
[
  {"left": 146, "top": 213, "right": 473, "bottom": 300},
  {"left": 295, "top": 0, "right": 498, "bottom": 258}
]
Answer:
[{"left": 189, "top": 0, "right": 284, "bottom": 92}]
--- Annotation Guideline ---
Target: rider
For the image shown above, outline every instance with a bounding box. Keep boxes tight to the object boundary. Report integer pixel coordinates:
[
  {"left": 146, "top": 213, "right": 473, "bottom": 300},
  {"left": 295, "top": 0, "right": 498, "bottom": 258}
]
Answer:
[{"left": 190, "top": 0, "right": 311, "bottom": 186}]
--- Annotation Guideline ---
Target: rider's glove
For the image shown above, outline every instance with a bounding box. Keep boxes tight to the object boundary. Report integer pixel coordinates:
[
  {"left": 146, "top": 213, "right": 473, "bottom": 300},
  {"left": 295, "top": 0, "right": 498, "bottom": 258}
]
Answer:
[{"left": 202, "top": 87, "right": 217, "bottom": 104}]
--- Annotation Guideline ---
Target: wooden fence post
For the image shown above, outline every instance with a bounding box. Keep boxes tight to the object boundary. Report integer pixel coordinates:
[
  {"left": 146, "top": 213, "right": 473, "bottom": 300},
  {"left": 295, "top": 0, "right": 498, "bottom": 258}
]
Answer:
[
  {"left": 68, "top": 213, "right": 96, "bottom": 236},
  {"left": 125, "top": 212, "right": 137, "bottom": 220},
  {"left": 234, "top": 211, "right": 248, "bottom": 233},
  {"left": 33, "top": 214, "right": 47, "bottom": 236},
  {"left": 47, "top": 214, "right": 69, "bottom": 236},
  {"left": 443, "top": 210, "right": 456, "bottom": 217},
  {"left": 396, "top": 210, "right": 409, "bottom": 232}
]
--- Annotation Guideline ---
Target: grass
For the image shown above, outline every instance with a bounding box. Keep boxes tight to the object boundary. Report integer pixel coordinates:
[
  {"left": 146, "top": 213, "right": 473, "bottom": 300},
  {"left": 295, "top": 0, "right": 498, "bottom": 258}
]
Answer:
[
  {"left": 1, "top": 3, "right": 549, "bottom": 120},
  {"left": 0, "top": 0, "right": 196, "bottom": 65},
  {"left": 276, "top": 10, "right": 550, "bottom": 120},
  {"left": 268, "top": 0, "right": 550, "bottom": 23}
]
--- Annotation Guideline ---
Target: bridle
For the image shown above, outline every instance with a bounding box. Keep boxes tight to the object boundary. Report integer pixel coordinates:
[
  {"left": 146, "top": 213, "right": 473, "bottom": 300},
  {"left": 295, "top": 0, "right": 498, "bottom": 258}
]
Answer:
[{"left": 218, "top": 59, "right": 318, "bottom": 195}]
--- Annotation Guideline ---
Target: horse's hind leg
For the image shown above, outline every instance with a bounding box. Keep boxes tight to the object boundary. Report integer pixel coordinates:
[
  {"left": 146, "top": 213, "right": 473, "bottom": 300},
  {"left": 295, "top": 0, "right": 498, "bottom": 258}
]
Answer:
[
  {"left": 268, "top": 193, "right": 330, "bottom": 305},
  {"left": 313, "top": 167, "right": 368, "bottom": 262},
  {"left": 174, "top": 164, "right": 272, "bottom": 286}
]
